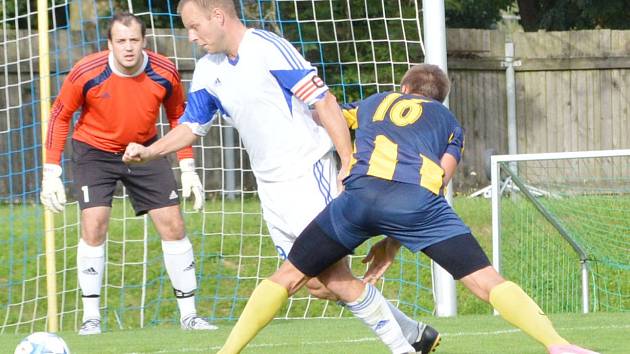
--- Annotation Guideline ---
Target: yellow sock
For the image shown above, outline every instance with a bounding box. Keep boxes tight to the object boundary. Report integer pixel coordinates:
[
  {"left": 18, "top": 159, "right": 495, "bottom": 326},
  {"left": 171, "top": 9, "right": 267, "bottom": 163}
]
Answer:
[
  {"left": 489, "top": 281, "right": 569, "bottom": 347},
  {"left": 218, "top": 279, "right": 289, "bottom": 354}
]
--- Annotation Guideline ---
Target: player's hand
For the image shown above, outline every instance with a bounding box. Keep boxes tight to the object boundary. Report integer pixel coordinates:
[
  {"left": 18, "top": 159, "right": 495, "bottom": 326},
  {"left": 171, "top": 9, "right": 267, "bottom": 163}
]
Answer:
[
  {"left": 362, "top": 237, "right": 402, "bottom": 284},
  {"left": 40, "top": 163, "right": 66, "bottom": 213},
  {"left": 179, "top": 158, "right": 204, "bottom": 211},
  {"left": 123, "top": 142, "right": 148, "bottom": 164},
  {"left": 336, "top": 164, "right": 350, "bottom": 194}
]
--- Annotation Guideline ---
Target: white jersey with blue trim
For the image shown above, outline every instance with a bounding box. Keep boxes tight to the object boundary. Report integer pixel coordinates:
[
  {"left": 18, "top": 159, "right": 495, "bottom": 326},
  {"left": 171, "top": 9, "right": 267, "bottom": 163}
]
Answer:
[{"left": 180, "top": 28, "right": 333, "bottom": 182}]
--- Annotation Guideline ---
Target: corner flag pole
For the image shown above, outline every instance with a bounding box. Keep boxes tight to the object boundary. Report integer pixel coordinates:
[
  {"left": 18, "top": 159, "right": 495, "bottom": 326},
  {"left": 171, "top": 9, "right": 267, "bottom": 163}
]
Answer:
[{"left": 37, "top": 0, "right": 59, "bottom": 332}]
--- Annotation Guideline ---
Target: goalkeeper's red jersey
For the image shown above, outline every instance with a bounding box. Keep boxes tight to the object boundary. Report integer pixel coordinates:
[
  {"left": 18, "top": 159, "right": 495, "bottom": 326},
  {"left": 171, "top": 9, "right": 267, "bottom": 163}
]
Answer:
[{"left": 45, "top": 50, "right": 193, "bottom": 164}]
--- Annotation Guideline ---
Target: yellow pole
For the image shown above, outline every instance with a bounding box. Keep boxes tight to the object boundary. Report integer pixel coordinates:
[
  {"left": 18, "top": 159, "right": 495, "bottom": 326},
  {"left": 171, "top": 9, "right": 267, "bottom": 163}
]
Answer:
[{"left": 37, "top": 0, "right": 58, "bottom": 333}]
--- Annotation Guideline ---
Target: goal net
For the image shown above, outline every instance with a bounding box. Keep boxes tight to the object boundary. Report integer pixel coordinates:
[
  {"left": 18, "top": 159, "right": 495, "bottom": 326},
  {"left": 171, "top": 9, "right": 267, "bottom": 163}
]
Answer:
[
  {"left": 491, "top": 150, "right": 630, "bottom": 313},
  {"left": 0, "top": 0, "right": 433, "bottom": 333}
]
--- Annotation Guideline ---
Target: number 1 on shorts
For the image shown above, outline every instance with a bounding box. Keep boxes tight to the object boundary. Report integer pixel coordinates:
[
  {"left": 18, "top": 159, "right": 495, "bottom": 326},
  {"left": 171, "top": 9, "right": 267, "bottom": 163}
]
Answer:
[{"left": 81, "top": 185, "right": 90, "bottom": 203}]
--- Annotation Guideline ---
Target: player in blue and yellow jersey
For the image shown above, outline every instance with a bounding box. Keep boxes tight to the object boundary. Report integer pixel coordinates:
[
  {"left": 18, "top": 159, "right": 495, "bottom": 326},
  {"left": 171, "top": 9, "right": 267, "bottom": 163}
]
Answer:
[{"left": 217, "top": 64, "right": 599, "bottom": 354}]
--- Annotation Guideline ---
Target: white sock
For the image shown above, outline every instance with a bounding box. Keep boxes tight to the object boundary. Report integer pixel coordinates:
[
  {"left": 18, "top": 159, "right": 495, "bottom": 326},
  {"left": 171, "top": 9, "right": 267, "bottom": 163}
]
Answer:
[
  {"left": 387, "top": 302, "right": 423, "bottom": 343},
  {"left": 345, "top": 284, "right": 415, "bottom": 354},
  {"left": 162, "top": 237, "right": 197, "bottom": 320},
  {"left": 77, "top": 238, "right": 104, "bottom": 322}
]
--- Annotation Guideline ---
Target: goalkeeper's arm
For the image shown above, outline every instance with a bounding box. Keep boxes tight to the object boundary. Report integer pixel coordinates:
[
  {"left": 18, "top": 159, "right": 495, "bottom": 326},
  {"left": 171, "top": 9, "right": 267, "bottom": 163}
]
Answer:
[{"left": 179, "top": 157, "right": 204, "bottom": 211}]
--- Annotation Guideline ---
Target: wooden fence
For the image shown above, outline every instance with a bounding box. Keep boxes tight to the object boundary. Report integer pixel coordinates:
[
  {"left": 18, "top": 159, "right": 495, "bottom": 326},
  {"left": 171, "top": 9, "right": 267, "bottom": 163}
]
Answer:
[{"left": 447, "top": 29, "right": 630, "bottom": 190}]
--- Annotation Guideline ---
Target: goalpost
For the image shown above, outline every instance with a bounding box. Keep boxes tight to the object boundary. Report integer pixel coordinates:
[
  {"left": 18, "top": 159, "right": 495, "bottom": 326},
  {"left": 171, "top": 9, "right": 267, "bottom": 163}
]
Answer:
[
  {"left": 0, "top": 0, "right": 457, "bottom": 333},
  {"left": 491, "top": 149, "right": 630, "bottom": 314}
]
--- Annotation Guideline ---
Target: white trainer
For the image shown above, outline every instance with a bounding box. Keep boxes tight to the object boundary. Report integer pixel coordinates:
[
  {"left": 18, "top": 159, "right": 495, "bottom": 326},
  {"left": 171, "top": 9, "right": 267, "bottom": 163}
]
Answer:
[
  {"left": 181, "top": 315, "right": 218, "bottom": 330},
  {"left": 78, "top": 318, "right": 101, "bottom": 335}
]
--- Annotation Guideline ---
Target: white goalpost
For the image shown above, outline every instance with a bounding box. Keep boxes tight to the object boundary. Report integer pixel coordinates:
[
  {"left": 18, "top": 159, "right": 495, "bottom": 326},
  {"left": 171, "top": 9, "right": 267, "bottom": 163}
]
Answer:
[
  {"left": 491, "top": 149, "right": 630, "bottom": 314},
  {"left": 422, "top": 0, "right": 457, "bottom": 317}
]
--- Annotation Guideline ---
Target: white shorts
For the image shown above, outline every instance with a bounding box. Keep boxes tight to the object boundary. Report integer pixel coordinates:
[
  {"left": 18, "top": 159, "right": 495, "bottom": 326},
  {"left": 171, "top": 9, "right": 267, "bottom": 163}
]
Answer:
[{"left": 257, "top": 152, "right": 338, "bottom": 259}]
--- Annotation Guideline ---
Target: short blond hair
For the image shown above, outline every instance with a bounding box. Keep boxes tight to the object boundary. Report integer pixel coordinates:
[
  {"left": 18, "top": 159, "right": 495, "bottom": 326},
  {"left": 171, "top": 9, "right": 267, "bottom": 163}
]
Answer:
[
  {"left": 400, "top": 64, "right": 450, "bottom": 102},
  {"left": 177, "top": 0, "right": 238, "bottom": 18}
]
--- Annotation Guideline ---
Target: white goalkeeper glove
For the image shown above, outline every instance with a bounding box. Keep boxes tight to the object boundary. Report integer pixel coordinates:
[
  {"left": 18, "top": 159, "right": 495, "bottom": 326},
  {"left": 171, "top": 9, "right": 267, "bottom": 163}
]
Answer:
[
  {"left": 40, "top": 163, "right": 66, "bottom": 213},
  {"left": 179, "top": 158, "right": 204, "bottom": 211}
]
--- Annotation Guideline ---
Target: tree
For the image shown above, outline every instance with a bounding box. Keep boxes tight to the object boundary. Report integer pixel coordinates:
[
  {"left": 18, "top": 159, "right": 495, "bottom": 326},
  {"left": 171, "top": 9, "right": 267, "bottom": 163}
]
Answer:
[
  {"left": 444, "top": 0, "right": 513, "bottom": 29},
  {"left": 516, "top": 0, "right": 630, "bottom": 31}
]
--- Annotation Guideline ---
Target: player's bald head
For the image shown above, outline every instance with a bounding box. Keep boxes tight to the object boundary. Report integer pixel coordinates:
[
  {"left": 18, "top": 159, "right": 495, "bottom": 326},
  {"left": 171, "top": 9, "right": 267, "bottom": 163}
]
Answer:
[
  {"left": 400, "top": 64, "right": 450, "bottom": 103},
  {"left": 177, "top": 0, "right": 238, "bottom": 19}
]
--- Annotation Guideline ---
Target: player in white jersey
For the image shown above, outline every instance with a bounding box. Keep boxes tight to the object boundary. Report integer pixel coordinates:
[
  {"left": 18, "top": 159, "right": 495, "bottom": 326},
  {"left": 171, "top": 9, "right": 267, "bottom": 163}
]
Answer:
[
  {"left": 180, "top": 26, "right": 340, "bottom": 257},
  {"left": 124, "top": 1, "right": 439, "bottom": 353}
]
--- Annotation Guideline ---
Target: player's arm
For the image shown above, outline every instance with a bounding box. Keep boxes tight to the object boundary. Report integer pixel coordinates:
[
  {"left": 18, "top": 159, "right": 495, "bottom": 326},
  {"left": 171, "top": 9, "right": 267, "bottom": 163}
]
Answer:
[
  {"left": 313, "top": 92, "right": 353, "bottom": 186},
  {"left": 123, "top": 124, "right": 197, "bottom": 163},
  {"left": 442, "top": 124, "right": 465, "bottom": 186},
  {"left": 275, "top": 76, "right": 352, "bottom": 188},
  {"left": 264, "top": 36, "right": 352, "bottom": 189},
  {"left": 124, "top": 74, "right": 219, "bottom": 164},
  {"left": 311, "top": 101, "right": 359, "bottom": 130},
  {"left": 441, "top": 153, "right": 458, "bottom": 186},
  {"left": 41, "top": 72, "right": 84, "bottom": 213}
]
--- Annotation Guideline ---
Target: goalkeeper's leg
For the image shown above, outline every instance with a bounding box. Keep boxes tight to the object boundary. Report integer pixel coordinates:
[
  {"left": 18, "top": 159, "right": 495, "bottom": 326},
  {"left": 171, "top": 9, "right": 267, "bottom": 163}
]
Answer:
[
  {"left": 151, "top": 206, "right": 217, "bottom": 330},
  {"left": 77, "top": 207, "right": 110, "bottom": 335}
]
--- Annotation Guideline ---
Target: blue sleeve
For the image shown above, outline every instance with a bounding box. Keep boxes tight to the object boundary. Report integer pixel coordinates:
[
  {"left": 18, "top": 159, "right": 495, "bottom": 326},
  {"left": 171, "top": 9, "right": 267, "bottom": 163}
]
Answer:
[
  {"left": 179, "top": 89, "right": 222, "bottom": 136},
  {"left": 445, "top": 125, "right": 465, "bottom": 162}
]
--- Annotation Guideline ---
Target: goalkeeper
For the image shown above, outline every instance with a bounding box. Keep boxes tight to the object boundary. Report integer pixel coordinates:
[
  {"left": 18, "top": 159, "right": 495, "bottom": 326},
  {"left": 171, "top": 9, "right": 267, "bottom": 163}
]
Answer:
[
  {"left": 123, "top": 1, "right": 440, "bottom": 353},
  {"left": 40, "top": 12, "right": 216, "bottom": 335},
  {"left": 214, "top": 64, "right": 600, "bottom": 354}
]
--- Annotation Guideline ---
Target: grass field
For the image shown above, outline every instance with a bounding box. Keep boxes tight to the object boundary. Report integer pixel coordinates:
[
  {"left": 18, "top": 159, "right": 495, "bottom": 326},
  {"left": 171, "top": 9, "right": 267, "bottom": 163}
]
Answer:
[
  {"left": 1, "top": 196, "right": 627, "bottom": 352},
  {"left": 0, "top": 198, "right": 484, "bottom": 332},
  {"left": 1, "top": 312, "right": 627, "bottom": 353}
]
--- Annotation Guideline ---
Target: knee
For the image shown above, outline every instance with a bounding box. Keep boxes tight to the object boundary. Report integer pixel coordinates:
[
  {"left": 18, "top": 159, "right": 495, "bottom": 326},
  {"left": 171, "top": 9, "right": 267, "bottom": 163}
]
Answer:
[
  {"left": 81, "top": 235, "right": 105, "bottom": 247},
  {"left": 159, "top": 219, "right": 186, "bottom": 241},
  {"left": 306, "top": 281, "right": 339, "bottom": 301},
  {"left": 81, "top": 223, "right": 108, "bottom": 246},
  {"left": 269, "top": 262, "right": 310, "bottom": 296},
  {"left": 461, "top": 266, "right": 505, "bottom": 302}
]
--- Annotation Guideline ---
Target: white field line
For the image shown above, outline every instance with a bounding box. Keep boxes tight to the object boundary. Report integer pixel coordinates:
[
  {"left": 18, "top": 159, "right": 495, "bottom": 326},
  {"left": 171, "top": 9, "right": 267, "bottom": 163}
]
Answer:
[{"left": 124, "top": 323, "right": 630, "bottom": 354}]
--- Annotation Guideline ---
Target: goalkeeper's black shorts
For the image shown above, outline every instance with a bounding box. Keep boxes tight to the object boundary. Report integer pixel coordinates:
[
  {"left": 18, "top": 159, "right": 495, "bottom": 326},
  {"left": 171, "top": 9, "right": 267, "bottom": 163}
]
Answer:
[{"left": 72, "top": 138, "right": 180, "bottom": 216}]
